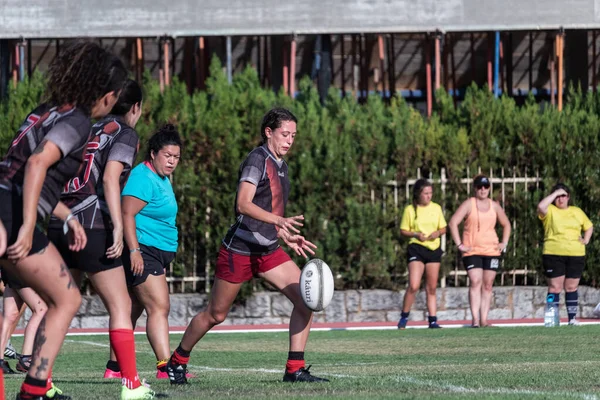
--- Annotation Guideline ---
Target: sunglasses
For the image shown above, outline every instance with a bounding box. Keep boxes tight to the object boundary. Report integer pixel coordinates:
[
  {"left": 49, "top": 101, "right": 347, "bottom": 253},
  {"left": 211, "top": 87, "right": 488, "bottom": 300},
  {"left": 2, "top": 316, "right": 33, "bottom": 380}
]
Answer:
[{"left": 476, "top": 184, "right": 490, "bottom": 189}]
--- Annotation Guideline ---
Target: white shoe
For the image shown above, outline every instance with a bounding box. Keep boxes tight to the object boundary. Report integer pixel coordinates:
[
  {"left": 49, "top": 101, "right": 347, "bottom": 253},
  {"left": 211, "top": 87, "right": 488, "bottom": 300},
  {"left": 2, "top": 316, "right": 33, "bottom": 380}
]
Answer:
[
  {"left": 568, "top": 318, "right": 581, "bottom": 326},
  {"left": 593, "top": 302, "right": 600, "bottom": 318}
]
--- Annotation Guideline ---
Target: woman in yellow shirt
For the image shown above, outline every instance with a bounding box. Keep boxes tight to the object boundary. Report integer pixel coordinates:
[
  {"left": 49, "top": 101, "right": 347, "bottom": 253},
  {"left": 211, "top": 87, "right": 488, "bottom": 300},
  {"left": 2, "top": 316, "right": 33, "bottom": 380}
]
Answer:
[
  {"left": 398, "top": 179, "right": 447, "bottom": 329},
  {"left": 537, "top": 183, "right": 593, "bottom": 325},
  {"left": 448, "top": 175, "right": 511, "bottom": 328}
]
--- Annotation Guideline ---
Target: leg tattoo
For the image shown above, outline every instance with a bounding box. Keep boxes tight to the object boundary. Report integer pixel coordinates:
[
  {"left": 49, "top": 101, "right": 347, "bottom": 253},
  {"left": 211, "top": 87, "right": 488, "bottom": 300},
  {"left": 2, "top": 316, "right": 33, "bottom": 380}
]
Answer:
[{"left": 32, "top": 317, "right": 48, "bottom": 378}]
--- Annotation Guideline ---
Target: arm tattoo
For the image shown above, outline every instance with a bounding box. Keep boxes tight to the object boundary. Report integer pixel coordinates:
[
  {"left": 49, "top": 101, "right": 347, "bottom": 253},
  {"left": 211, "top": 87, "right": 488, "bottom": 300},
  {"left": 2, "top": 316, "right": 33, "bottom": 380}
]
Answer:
[{"left": 32, "top": 139, "right": 48, "bottom": 155}]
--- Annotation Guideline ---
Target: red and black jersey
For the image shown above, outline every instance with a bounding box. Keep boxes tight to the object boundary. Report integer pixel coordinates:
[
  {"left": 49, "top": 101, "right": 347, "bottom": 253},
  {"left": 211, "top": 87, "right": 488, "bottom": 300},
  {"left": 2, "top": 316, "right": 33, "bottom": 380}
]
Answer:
[
  {"left": 0, "top": 104, "right": 91, "bottom": 218},
  {"left": 222, "top": 144, "right": 290, "bottom": 256},
  {"left": 49, "top": 115, "right": 139, "bottom": 230}
]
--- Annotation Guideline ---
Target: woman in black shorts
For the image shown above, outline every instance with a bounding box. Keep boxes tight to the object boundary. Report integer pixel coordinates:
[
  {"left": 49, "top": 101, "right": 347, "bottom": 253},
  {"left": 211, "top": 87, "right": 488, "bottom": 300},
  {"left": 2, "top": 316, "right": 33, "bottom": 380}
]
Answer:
[
  {"left": 0, "top": 40, "right": 128, "bottom": 400},
  {"left": 397, "top": 179, "right": 447, "bottom": 329},
  {"left": 47, "top": 80, "right": 154, "bottom": 399},
  {"left": 537, "top": 183, "right": 593, "bottom": 326}
]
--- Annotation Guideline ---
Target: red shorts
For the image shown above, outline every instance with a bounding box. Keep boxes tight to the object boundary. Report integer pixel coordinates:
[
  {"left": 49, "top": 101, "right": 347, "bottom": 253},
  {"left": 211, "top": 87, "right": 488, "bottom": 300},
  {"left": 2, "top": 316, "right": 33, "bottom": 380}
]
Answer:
[{"left": 215, "top": 246, "right": 292, "bottom": 283}]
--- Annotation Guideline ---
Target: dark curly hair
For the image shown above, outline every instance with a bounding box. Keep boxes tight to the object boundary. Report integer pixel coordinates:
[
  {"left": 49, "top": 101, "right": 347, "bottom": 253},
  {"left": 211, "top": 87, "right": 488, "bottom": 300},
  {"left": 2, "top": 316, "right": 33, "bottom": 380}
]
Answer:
[
  {"left": 260, "top": 107, "right": 297, "bottom": 143},
  {"left": 110, "top": 79, "right": 143, "bottom": 116},
  {"left": 45, "top": 40, "right": 128, "bottom": 115},
  {"left": 146, "top": 124, "right": 182, "bottom": 161}
]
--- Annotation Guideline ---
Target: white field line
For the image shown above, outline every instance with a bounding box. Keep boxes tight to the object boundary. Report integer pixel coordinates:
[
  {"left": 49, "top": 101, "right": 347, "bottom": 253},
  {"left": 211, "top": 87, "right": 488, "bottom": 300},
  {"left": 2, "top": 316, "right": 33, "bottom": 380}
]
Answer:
[
  {"left": 395, "top": 375, "right": 599, "bottom": 400},
  {"left": 64, "top": 337, "right": 600, "bottom": 398},
  {"left": 9, "top": 319, "right": 594, "bottom": 338}
]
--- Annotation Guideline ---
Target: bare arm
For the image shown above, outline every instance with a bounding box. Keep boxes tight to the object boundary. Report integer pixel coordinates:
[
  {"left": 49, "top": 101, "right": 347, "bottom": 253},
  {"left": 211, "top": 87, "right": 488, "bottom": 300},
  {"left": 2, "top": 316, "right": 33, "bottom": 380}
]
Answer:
[
  {"left": 537, "top": 189, "right": 567, "bottom": 217},
  {"left": 494, "top": 201, "right": 512, "bottom": 251},
  {"left": 122, "top": 195, "right": 147, "bottom": 276},
  {"left": 7, "top": 140, "right": 61, "bottom": 261},
  {"left": 103, "top": 161, "right": 125, "bottom": 258},
  {"left": 0, "top": 220, "right": 6, "bottom": 257},
  {"left": 237, "top": 181, "right": 304, "bottom": 235},
  {"left": 448, "top": 200, "right": 472, "bottom": 250},
  {"left": 581, "top": 226, "right": 593, "bottom": 245},
  {"left": 51, "top": 201, "right": 87, "bottom": 252}
]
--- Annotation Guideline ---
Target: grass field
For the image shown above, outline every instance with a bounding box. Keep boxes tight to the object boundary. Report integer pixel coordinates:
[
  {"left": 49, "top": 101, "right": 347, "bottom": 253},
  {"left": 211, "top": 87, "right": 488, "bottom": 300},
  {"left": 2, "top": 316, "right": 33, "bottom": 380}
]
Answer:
[{"left": 4, "top": 325, "right": 600, "bottom": 399}]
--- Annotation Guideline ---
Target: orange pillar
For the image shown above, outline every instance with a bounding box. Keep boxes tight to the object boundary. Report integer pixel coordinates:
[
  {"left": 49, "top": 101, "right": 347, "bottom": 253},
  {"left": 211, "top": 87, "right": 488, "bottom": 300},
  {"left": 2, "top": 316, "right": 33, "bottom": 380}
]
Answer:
[
  {"left": 282, "top": 39, "right": 289, "bottom": 95},
  {"left": 164, "top": 38, "right": 170, "bottom": 87},
  {"left": 290, "top": 36, "right": 296, "bottom": 97},
  {"left": 434, "top": 32, "right": 441, "bottom": 90},
  {"left": 136, "top": 38, "right": 143, "bottom": 82},
  {"left": 378, "top": 34, "right": 386, "bottom": 93},
  {"left": 557, "top": 31, "right": 564, "bottom": 111},
  {"left": 425, "top": 34, "right": 432, "bottom": 117}
]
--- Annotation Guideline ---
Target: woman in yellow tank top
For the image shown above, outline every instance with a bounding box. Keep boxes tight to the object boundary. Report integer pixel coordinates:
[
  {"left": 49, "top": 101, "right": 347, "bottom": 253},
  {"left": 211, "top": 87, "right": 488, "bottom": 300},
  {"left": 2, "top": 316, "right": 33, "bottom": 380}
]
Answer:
[
  {"left": 537, "top": 183, "right": 593, "bottom": 325},
  {"left": 397, "top": 179, "right": 447, "bottom": 329},
  {"left": 448, "top": 175, "right": 511, "bottom": 328}
]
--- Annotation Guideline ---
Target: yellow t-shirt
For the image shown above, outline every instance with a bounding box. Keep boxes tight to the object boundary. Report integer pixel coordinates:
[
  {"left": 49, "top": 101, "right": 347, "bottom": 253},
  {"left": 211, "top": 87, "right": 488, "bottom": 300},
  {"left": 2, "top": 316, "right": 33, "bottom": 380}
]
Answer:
[
  {"left": 539, "top": 204, "right": 593, "bottom": 256},
  {"left": 400, "top": 202, "right": 447, "bottom": 251}
]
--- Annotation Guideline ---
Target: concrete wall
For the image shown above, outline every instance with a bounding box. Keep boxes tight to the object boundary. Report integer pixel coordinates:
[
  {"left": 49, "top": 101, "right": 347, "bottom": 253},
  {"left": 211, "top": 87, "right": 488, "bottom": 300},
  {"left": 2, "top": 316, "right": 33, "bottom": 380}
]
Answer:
[{"left": 13, "top": 286, "right": 598, "bottom": 329}]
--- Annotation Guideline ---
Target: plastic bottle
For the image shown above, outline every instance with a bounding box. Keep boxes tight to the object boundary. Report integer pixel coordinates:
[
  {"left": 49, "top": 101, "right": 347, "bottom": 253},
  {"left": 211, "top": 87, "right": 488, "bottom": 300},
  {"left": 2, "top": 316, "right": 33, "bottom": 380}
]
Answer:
[{"left": 544, "top": 294, "right": 558, "bottom": 327}]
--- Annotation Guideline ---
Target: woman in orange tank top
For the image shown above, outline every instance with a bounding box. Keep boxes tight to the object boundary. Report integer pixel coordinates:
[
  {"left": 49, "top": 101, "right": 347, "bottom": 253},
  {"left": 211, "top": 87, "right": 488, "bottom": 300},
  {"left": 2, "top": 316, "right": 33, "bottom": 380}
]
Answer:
[{"left": 448, "top": 175, "right": 511, "bottom": 328}]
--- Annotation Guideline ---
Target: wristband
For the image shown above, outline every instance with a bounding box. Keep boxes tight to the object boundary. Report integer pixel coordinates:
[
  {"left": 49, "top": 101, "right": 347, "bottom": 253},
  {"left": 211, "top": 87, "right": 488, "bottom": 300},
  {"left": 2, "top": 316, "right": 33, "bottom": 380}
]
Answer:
[
  {"left": 63, "top": 214, "right": 74, "bottom": 235},
  {"left": 130, "top": 247, "right": 141, "bottom": 254}
]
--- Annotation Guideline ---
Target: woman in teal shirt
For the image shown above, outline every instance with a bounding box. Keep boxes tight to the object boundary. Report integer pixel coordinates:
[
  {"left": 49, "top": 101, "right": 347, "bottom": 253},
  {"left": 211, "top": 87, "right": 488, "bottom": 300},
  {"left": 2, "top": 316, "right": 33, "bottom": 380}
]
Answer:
[{"left": 108, "top": 125, "right": 183, "bottom": 379}]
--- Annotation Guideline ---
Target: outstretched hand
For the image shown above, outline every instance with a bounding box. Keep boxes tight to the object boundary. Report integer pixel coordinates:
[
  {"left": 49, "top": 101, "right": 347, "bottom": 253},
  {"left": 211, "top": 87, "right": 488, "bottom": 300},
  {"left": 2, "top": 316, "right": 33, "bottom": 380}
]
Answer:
[
  {"left": 67, "top": 218, "right": 87, "bottom": 252},
  {"left": 283, "top": 234, "right": 317, "bottom": 259}
]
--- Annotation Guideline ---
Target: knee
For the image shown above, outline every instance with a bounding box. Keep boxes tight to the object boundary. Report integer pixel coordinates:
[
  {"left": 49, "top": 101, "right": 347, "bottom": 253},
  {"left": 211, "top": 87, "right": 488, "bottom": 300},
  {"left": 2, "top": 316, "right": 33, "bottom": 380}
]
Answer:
[
  {"left": 31, "top": 303, "right": 48, "bottom": 317},
  {"left": 470, "top": 280, "right": 482, "bottom": 289},
  {"left": 407, "top": 284, "right": 420, "bottom": 294},
  {"left": 207, "top": 309, "right": 228, "bottom": 326},
  {"left": 4, "top": 308, "right": 21, "bottom": 324},
  {"left": 482, "top": 282, "right": 494, "bottom": 292},
  {"left": 147, "top": 302, "right": 170, "bottom": 319},
  {"left": 425, "top": 284, "right": 437, "bottom": 295}
]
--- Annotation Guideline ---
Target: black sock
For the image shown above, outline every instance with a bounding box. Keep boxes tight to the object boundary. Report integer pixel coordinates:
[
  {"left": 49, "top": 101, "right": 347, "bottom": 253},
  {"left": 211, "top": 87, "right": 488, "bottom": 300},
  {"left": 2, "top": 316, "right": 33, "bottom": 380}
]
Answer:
[
  {"left": 401, "top": 311, "right": 410, "bottom": 319},
  {"left": 106, "top": 360, "right": 120, "bottom": 372},
  {"left": 24, "top": 374, "right": 47, "bottom": 388},
  {"left": 176, "top": 344, "right": 191, "bottom": 358},
  {"left": 428, "top": 316, "right": 437, "bottom": 325},
  {"left": 288, "top": 351, "right": 304, "bottom": 361},
  {"left": 566, "top": 290, "right": 578, "bottom": 321}
]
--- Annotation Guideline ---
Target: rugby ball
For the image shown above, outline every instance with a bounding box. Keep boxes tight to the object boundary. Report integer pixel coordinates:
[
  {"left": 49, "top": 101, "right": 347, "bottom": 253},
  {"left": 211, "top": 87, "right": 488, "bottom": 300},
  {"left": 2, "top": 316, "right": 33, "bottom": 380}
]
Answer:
[{"left": 299, "top": 259, "right": 334, "bottom": 312}]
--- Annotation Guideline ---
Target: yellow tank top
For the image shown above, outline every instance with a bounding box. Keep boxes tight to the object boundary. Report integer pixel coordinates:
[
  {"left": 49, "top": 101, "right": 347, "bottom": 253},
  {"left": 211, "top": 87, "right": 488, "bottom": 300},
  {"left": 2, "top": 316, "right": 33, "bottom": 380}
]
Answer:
[{"left": 462, "top": 198, "right": 500, "bottom": 257}]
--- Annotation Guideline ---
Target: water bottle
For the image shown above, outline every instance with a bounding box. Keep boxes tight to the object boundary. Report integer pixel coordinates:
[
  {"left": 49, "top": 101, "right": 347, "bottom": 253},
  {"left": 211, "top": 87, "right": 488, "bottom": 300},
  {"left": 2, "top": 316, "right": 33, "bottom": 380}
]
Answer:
[{"left": 544, "top": 294, "right": 559, "bottom": 327}]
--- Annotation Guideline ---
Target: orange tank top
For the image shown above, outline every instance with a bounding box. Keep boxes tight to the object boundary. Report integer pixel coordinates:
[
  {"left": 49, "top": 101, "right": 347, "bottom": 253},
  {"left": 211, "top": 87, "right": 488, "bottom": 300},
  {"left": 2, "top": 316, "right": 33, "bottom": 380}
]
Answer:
[{"left": 462, "top": 198, "right": 500, "bottom": 257}]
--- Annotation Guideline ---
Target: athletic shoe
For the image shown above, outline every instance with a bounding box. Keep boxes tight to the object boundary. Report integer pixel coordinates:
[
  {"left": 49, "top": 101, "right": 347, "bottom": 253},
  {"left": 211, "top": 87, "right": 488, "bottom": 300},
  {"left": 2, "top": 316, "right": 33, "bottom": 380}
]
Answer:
[
  {"left": 568, "top": 318, "right": 581, "bottom": 326},
  {"left": 104, "top": 368, "right": 122, "bottom": 378},
  {"left": 120, "top": 384, "right": 155, "bottom": 400},
  {"left": 16, "top": 356, "right": 31, "bottom": 373},
  {"left": 1, "top": 359, "right": 17, "bottom": 374},
  {"left": 397, "top": 317, "right": 408, "bottom": 330},
  {"left": 5, "top": 342, "right": 20, "bottom": 360},
  {"left": 156, "top": 368, "right": 195, "bottom": 379},
  {"left": 283, "top": 365, "right": 330, "bottom": 383},
  {"left": 428, "top": 322, "right": 442, "bottom": 329},
  {"left": 166, "top": 360, "right": 188, "bottom": 385},
  {"left": 15, "top": 392, "right": 71, "bottom": 400}
]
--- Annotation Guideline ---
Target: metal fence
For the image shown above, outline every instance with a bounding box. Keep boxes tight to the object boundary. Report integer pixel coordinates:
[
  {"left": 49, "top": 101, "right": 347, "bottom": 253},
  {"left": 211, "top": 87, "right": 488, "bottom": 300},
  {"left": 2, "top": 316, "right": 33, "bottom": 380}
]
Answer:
[
  {"left": 387, "top": 166, "right": 542, "bottom": 288},
  {"left": 155, "top": 166, "right": 543, "bottom": 295}
]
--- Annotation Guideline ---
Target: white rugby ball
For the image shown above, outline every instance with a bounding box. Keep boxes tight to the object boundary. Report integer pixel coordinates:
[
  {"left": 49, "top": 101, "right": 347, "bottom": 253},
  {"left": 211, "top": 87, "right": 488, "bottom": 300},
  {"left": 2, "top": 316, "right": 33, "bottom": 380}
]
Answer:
[{"left": 299, "top": 259, "right": 334, "bottom": 312}]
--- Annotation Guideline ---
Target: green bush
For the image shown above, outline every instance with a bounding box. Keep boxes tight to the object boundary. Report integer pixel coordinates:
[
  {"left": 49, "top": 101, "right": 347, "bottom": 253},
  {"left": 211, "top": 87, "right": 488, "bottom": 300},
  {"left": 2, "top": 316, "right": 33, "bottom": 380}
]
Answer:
[{"left": 2, "top": 61, "right": 600, "bottom": 290}]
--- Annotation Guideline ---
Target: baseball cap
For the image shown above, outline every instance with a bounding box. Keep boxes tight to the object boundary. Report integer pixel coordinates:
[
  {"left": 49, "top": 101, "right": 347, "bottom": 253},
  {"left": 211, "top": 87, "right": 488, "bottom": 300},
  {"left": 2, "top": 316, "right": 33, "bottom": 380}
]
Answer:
[{"left": 474, "top": 175, "right": 490, "bottom": 188}]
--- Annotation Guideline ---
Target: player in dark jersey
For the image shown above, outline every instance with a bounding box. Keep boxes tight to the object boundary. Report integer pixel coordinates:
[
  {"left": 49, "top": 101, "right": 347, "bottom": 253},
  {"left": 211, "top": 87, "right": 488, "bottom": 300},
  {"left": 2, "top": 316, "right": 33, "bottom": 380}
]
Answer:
[
  {"left": 46, "top": 80, "right": 154, "bottom": 400},
  {"left": 0, "top": 40, "right": 128, "bottom": 400},
  {"left": 167, "top": 108, "right": 328, "bottom": 384}
]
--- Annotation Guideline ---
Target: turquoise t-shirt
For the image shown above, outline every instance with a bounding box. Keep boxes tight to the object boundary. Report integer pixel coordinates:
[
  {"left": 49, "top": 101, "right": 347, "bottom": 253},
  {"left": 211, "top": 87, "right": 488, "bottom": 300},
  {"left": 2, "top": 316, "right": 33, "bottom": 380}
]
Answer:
[{"left": 122, "top": 163, "right": 178, "bottom": 252}]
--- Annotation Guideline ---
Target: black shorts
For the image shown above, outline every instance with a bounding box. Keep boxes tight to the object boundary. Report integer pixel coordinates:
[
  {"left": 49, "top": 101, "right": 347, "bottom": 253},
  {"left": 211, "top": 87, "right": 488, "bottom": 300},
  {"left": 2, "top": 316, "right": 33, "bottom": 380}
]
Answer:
[
  {"left": 542, "top": 255, "right": 585, "bottom": 279},
  {"left": 407, "top": 244, "right": 443, "bottom": 264},
  {"left": 463, "top": 255, "right": 501, "bottom": 271},
  {"left": 0, "top": 188, "right": 49, "bottom": 260},
  {"left": 48, "top": 228, "right": 122, "bottom": 273},
  {"left": 123, "top": 243, "right": 176, "bottom": 287},
  {"left": 0, "top": 266, "right": 27, "bottom": 290}
]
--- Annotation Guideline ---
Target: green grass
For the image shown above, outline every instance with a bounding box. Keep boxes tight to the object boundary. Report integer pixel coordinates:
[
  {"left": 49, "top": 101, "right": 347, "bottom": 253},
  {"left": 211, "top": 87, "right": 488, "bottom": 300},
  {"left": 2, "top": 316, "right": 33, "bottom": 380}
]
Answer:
[{"left": 4, "top": 326, "right": 600, "bottom": 399}]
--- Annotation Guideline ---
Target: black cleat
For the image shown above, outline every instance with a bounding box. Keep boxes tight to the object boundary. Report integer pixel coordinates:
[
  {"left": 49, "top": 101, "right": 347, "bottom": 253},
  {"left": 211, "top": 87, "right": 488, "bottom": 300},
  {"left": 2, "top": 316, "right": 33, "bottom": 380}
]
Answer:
[
  {"left": 5, "top": 342, "right": 21, "bottom": 360},
  {"left": 16, "top": 356, "right": 31, "bottom": 373},
  {"left": 1, "top": 359, "right": 17, "bottom": 374},
  {"left": 283, "top": 365, "right": 329, "bottom": 383},
  {"left": 166, "top": 359, "right": 189, "bottom": 385},
  {"left": 15, "top": 393, "right": 72, "bottom": 400}
]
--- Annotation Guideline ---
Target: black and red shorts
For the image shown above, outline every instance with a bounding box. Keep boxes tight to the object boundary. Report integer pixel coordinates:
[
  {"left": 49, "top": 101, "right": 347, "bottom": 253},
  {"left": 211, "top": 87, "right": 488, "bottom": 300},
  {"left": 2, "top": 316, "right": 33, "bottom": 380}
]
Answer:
[{"left": 215, "top": 246, "right": 292, "bottom": 283}]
